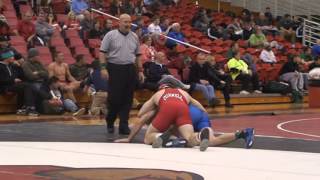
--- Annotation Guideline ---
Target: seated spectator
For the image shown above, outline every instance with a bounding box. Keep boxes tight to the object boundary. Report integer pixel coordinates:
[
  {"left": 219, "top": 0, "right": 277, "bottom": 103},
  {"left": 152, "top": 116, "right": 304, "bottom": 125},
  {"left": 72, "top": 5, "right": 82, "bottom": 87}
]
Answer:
[
  {"left": 69, "top": 54, "right": 89, "bottom": 81},
  {"left": 207, "top": 21, "right": 223, "bottom": 40},
  {"left": 21, "top": 48, "right": 49, "bottom": 90},
  {"left": 15, "top": 10, "right": 35, "bottom": 41},
  {"left": 35, "top": 11, "right": 54, "bottom": 44},
  {"left": 264, "top": 7, "right": 273, "bottom": 24},
  {"left": 279, "top": 55, "right": 308, "bottom": 92},
  {"left": 248, "top": 28, "right": 267, "bottom": 48},
  {"left": 312, "top": 39, "right": 320, "bottom": 59},
  {"left": 120, "top": 0, "right": 134, "bottom": 14},
  {"left": 207, "top": 55, "right": 233, "bottom": 107},
  {"left": 65, "top": 11, "right": 80, "bottom": 30},
  {"left": 255, "top": 12, "right": 271, "bottom": 27},
  {"left": 227, "top": 18, "right": 243, "bottom": 39},
  {"left": 140, "top": 35, "right": 156, "bottom": 63},
  {"left": 132, "top": 16, "right": 148, "bottom": 36},
  {"left": 71, "top": 0, "right": 89, "bottom": 20},
  {"left": 226, "top": 42, "right": 240, "bottom": 60},
  {"left": 0, "top": 48, "right": 38, "bottom": 116},
  {"left": 148, "top": 16, "right": 162, "bottom": 34},
  {"left": 309, "top": 56, "right": 320, "bottom": 70},
  {"left": 241, "top": 8, "right": 252, "bottom": 22},
  {"left": 142, "top": 51, "right": 170, "bottom": 90},
  {"left": 0, "top": 36, "right": 24, "bottom": 62},
  {"left": 159, "top": 17, "right": 170, "bottom": 32},
  {"left": 189, "top": 53, "right": 219, "bottom": 107},
  {"left": 102, "top": 19, "right": 113, "bottom": 35},
  {"left": 110, "top": 0, "right": 121, "bottom": 16},
  {"left": 300, "top": 46, "right": 313, "bottom": 64},
  {"left": 0, "top": 14, "right": 9, "bottom": 38},
  {"left": 242, "top": 21, "right": 254, "bottom": 40},
  {"left": 165, "top": 22, "right": 185, "bottom": 49},
  {"left": 193, "top": 13, "right": 209, "bottom": 33},
  {"left": 278, "top": 14, "right": 296, "bottom": 46},
  {"left": 89, "top": 20, "right": 105, "bottom": 39},
  {"left": 84, "top": 60, "right": 108, "bottom": 115},
  {"left": 227, "top": 51, "right": 261, "bottom": 94},
  {"left": 260, "top": 42, "right": 277, "bottom": 64},
  {"left": 80, "top": 10, "right": 94, "bottom": 39},
  {"left": 48, "top": 52, "right": 81, "bottom": 103},
  {"left": 38, "top": 76, "right": 86, "bottom": 116}
]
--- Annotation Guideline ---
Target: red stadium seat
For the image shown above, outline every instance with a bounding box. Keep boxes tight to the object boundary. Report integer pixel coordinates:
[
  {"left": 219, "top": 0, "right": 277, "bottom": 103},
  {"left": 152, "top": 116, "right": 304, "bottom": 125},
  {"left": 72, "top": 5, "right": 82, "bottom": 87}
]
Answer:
[
  {"left": 88, "top": 39, "right": 101, "bottom": 49},
  {"left": 10, "top": 36, "right": 25, "bottom": 46},
  {"left": 168, "top": 68, "right": 181, "bottom": 80}
]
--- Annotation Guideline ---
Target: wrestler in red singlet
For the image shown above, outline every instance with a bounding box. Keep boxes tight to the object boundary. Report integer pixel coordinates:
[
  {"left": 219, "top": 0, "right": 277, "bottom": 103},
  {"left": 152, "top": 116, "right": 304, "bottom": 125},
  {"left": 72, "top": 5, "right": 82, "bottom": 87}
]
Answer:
[{"left": 151, "top": 88, "right": 192, "bottom": 132}]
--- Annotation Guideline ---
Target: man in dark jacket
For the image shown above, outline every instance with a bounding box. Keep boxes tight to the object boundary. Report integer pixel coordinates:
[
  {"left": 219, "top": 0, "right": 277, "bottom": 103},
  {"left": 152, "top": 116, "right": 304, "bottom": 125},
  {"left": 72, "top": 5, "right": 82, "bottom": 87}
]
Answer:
[
  {"left": 0, "top": 48, "right": 38, "bottom": 116},
  {"left": 189, "top": 53, "right": 219, "bottom": 107},
  {"left": 22, "top": 48, "right": 49, "bottom": 90},
  {"left": 142, "top": 51, "right": 170, "bottom": 90},
  {"left": 207, "top": 55, "right": 233, "bottom": 107},
  {"left": 279, "top": 55, "right": 307, "bottom": 92}
]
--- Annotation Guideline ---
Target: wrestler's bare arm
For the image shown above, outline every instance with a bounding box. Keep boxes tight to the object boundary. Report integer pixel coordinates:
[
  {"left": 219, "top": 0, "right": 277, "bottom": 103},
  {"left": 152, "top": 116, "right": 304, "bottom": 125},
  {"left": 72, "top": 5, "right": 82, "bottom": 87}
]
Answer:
[
  {"left": 47, "top": 63, "right": 55, "bottom": 77},
  {"left": 138, "top": 90, "right": 163, "bottom": 117}
]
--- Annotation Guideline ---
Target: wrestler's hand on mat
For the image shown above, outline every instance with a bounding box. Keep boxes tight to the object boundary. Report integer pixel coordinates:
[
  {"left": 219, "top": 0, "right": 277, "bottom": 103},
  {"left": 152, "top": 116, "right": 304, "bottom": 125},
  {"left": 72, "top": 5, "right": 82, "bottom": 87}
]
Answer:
[
  {"left": 100, "top": 69, "right": 109, "bottom": 80},
  {"left": 114, "top": 138, "right": 130, "bottom": 143}
]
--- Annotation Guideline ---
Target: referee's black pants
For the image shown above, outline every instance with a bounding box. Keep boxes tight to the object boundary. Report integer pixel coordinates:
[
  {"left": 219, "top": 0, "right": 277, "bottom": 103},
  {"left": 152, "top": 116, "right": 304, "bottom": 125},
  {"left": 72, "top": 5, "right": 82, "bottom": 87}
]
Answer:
[{"left": 106, "top": 63, "right": 137, "bottom": 131}]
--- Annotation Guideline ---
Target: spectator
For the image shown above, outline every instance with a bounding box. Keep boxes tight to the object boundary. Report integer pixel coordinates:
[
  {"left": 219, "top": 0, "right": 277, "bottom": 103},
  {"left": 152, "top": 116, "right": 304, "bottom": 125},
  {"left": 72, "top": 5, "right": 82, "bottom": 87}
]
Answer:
[
  {"left": 227, "top": 51, "right": 261, "bottom": 94},
  {"left": 132, "top": 16, "right": 148, "bottom": 35},
  {"left": 38, "top": 76, "right": 86, "bottom": 116},
  {"left": 35, "top": 11, "right": 54, "bottom": 44},
  {"left": 0, "top": 48, "right": 38, "bottom": 116},
  {"left": 84, "top": 60, "right": 108, "bottom": 115},
  {"left": 69, "top": 54, "right": 89, "bottom": 81},
  {"left": 121, "top": 0, "right": 134, "bottom": 14},
  {"left": 48, "top": 52, "right": 81, "bottom": 103},
  {"left": 241, "top": 8, "right": 252, "bottom": 22},
  {"left": 278, "top": 14, "right": 296, "bottom": 46},
  {"left": 260, "top": 42, "right": 277, "bottom": 64},
  {"left": 207, "top": 21, "right": 223, "bottom": 40},
  {"left": 165, "top": 22, "right": 185, "bottom": 49},
  {"left": 89, "top": 20, "right": 105, "bottom": 39},
  {"left": 226, "top": 42, "right": 239, "bottom": 60},
  {"left": 280, "top": 56, "right": 308, "bottom": 92},
  {"left": 227, "top": 18, "right": 243, "bottom": 39},
  {"left": 147, "top": 16, "right": 162, "bottom": 34},
  {"left": 71, "top": 0, "right": 89, "bottom": 20},
  {"left": 0, "top": 36, "right": 24, "bottom": 62},
  {"left": 65, "top": 11, "right": 80, "bottom": 30},
  {"left": 15, "top": 10, "right": 35, "bottom": 41},
  {"left": 264, "top": 7, "right": 273, "bottom": 24},
  {"left": 0, "top": 15, "right": 10, "bottom": 38},
  {"left": 80, "top": 10, "right": 94, "bottom": 39},
  {"left": 311, "top": 39, "right": 320, "bottom": 59},
  {"left": 159, "top": 17, "right": 170, "bottom": 32},
  {"left": 300, "top": 46, "right": 313, "bottom": 63},
  {"left": 189, "top": 53, "right": 219, "bottom": 107},
  {"left": 110, "top": 0, "right": 121, "bottom": 16},
  {"left": 248, "top": 28, "right": 267, "bottom": 48},
  {"left": 207, "top": 55, "right": 233, "bottom": 108},
  {"left": 140, "top": 35, "right": 156, "bottom": 63},
  {"left": 255, "top": 12, "right": 271, "bottom": 27},
  {"left": 102, "top": 19, "right": 113, "bottom": 35},
  {"left": 21, "top": 48, "right": 49, "bottom": 90},
  {"left": 242, "top": 21, "right": 254, "bottom": 40},
  {"left": 309, "top": 56, "right": 320, "bottom": 70},
  {"left": 142, "top": 51, "right": 170, "bottom": 90}
]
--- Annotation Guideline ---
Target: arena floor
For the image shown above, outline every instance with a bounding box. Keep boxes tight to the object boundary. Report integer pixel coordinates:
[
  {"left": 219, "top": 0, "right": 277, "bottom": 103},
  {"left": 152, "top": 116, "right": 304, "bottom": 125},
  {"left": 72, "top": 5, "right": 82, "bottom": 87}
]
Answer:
[{"left": 0, "top": 112, "right": 319, "bottom": 179}]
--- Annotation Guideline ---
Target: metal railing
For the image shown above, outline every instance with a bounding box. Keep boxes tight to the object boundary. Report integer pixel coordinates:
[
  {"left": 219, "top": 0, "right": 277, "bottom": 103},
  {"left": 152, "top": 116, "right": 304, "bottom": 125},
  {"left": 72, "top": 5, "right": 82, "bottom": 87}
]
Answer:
[{"left": 303, "top": 18, "right": 320, "bottom": 46}]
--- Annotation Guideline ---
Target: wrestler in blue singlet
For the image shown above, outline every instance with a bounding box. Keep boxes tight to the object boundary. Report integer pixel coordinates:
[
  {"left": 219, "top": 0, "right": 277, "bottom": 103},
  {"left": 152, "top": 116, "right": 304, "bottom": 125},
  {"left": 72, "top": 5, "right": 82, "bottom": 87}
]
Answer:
[{"left": 189, "top": 104, "right": 211, "bottom": 132}]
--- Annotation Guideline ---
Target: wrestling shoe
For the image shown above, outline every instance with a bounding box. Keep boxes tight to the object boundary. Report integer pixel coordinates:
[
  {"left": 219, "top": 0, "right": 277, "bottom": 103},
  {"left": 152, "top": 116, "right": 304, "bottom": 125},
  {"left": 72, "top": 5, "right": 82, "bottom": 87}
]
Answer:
[
  {"left": 152, "top": 129, "right": 172, "bottom": 148},
  {"left": 244, "top": 128, "right": 255, "bottom": 149},
  {"left": 163, "top": 138, "right": 187, "bottom": 148},
  {"left": 199, "top": 127, "right": 210, "bottom": 152}
]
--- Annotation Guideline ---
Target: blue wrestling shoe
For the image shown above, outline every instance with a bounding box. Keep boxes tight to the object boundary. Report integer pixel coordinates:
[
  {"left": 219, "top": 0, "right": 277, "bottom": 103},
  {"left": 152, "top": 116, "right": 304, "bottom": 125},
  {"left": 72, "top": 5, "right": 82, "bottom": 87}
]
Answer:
[
  {"left": 199, "top": 127, "right": 210, "bottom": 152},
  {"left": 244, "top": 128, "right": 255, "bottom": 149}
]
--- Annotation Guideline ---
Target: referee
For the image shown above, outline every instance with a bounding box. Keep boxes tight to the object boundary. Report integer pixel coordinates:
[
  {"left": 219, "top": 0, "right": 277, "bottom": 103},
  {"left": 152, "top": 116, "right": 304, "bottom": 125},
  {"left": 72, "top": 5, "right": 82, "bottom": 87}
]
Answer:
[{"left": 99, "top": 14, "right": 144, "bottom": 135}]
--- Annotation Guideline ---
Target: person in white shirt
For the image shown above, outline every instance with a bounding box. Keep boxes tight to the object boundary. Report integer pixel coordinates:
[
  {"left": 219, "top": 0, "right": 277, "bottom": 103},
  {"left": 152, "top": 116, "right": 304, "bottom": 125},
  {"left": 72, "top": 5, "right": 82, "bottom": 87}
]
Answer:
[
  {"left": 147, "top": 16, "right": 162, "bottom": 34},
  {"left": 260, "top": 42, "right": 277, "bottom": 64}
]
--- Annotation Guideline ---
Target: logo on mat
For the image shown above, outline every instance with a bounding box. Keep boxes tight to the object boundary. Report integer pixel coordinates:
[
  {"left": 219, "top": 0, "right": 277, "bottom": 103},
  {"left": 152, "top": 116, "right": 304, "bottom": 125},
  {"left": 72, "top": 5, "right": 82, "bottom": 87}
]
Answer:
[{"left": 0, "top": 166, "right": 204, "bottom": 180}]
